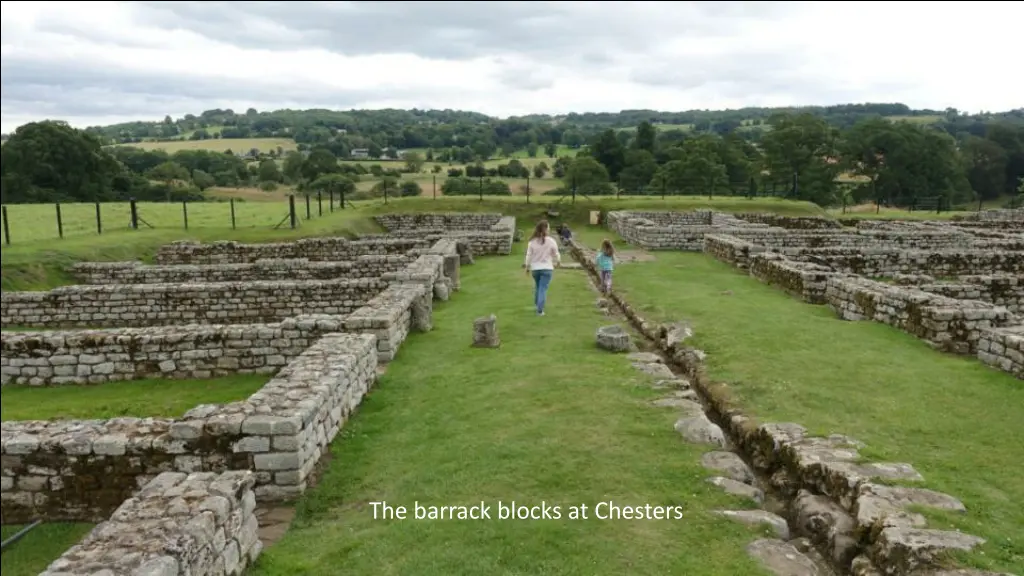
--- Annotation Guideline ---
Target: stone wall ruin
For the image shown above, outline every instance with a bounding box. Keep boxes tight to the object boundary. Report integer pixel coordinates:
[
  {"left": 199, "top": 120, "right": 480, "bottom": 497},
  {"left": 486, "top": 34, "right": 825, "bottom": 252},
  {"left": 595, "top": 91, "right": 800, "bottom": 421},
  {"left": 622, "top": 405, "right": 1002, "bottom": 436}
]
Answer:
[
  {"left": 606, "top": 209, "right": 1024, "bottom": 380},
  {"left": 0, "top": 212, "right": 512, "bottom": 573}
]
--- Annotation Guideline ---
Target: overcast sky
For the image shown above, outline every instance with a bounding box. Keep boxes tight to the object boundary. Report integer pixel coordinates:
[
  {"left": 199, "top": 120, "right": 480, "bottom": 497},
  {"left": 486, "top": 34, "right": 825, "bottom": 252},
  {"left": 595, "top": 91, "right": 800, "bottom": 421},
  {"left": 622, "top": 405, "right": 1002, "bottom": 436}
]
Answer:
[{"left": 2, "top": 1, "right": 1022, "bottom": 133}]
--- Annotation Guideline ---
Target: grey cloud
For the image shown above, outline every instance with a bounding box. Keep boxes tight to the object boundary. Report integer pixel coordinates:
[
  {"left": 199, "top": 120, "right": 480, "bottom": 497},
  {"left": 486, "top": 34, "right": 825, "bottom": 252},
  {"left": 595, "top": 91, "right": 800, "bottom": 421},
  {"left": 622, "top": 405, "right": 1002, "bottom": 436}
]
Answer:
[
  {"left": 0, "top": 55, "right": 449, "bottom": 124},
  {"left": 129, "top": 1, "right": 803, "bottom": 63},
  {"left": 627, "top": 48, "right": 819, "bottom": 99}
]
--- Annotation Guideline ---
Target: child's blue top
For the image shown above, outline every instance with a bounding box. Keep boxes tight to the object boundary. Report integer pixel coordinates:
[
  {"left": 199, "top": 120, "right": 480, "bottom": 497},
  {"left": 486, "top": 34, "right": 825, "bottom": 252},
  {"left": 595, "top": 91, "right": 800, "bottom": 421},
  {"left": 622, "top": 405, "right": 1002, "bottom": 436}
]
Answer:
[{"left": 596, "top": 252, "right": 614, "bottom": 271}]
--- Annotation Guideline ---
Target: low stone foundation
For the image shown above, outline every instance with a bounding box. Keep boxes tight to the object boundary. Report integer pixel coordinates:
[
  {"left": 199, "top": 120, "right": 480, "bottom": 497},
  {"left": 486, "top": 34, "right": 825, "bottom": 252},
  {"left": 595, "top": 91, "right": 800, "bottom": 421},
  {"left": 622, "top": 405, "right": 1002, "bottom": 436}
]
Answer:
[
  {"left": 917, "top": 274, "right": 1024, "bottom": 313},
  {"left": 0, "top": 315, "right": 345, "bottom": 386},
  {"left": 704, "top": 234, "right": 766, "bottom": 270},
  {"left": 749, "top": 254, "right": 838, "bottom": 305},
  {"left": 39, "top": 470, "right": 260, "bottom": 576},
  {"left": 786, "top": 247, "right": 1024, "bottom": 276},
  {"left": 734, "top": 213, "right": 842, "bottom": 230},
  {"left": 375, "top": 212, "right": 502, "bottom": 231},
  {"left": 71, "top": 256, "right": 410, "bottom": 285},
  {"left": 1, "top": 333, "right": 378, "bottom": 523},
  {"left": 977, "top": 325, "right": 1024, "bottom": 378},
  {"left": 1, "top": 279, "right": 384, "bottom": 329},
  {"left": 155, "top": 237, "right": 427, "bottom": 265},
  {"left": 344, "top": 283, "right": 431, "bottom": 362},
  {"left": 826, "top": 276, "right": 1015, "bottom": 354}
]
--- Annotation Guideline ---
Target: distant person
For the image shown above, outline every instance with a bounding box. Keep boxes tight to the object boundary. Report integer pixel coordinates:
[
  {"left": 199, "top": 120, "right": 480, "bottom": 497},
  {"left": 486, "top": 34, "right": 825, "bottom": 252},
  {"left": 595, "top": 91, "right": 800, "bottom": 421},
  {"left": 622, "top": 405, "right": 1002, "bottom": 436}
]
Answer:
[
  {"left": 558, "top": 224, "right": 573, "bottom": 245},
  {"left": 596, "top": 239, "right": 615, "bottom": 294},
  {"left": 524, "top": 219, "right": 561, "bottom": 316}
]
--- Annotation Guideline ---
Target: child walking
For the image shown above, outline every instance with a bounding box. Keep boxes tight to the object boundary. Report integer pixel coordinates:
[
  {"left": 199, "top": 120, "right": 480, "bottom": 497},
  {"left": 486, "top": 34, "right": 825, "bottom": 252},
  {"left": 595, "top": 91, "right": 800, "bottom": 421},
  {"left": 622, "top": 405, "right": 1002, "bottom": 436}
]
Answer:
[{"left": 596, "top": 239, "right": 615, "bottom": 294}]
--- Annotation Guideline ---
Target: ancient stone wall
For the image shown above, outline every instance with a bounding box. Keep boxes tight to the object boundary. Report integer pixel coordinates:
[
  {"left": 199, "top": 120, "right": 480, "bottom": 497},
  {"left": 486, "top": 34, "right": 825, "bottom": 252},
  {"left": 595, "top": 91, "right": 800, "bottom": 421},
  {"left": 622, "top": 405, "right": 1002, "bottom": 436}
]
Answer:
[
  {"left": 734, "top": 213, "right": 843, "bottom": 230},
  {"left": 375, "top": 212, "right": 503, "bottom": 231},
  {"left": 39, "top": 471, "right": 260, "bottom": 576},
  {"left": 155, "top": 237, "right": 426, "bottom": 265},
  {"left": 344, "top": 283, "right": 430, "bottom": 362},
  {"left": 788, "top": 247, "right": 1024, "bottom": 276},
  {"left": 953, "top": 207, "right": 1024, "bottom": 222},
  {"left": 1, "top": 279, "right": 384, "bottom": 329},
  {"left": 0, "top": 333, "right": 378, "bottom": 523},
  {"left": 825, "top": 276, "right": 1015, "bottom": 354},
  {"left": 917, "top": 274, "right": 1024, "bottom": 313},
  {"left": 0, "top": 315, "right": 343, "bottom": 386},
  {"left": 977, "top": 325, "right": 1024, "bottom": 378},
  {"left": 363, "top": 215, "right": 515, "bottom": 256},
  {"left": 749, "top": 254, "right": 839, "bottom": 305},
  {"left": 71, "top": 256, "right": 410, "bottom": 285},
  {"left": 703, "top": 234, "right": 766, "bottom": 269}
]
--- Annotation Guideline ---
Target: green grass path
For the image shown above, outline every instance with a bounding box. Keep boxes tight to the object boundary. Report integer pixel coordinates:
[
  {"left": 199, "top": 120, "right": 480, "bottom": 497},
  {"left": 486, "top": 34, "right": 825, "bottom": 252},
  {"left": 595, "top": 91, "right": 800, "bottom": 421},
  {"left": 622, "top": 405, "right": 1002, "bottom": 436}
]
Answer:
[
  {"left": 1, "top": 374, "right": 268, "bottom": 421},
  {"left": 612, "top": 252, "right": 1024, "bottom": 573},
  {"left": 252, "top": 250, "right": 771, "bottom": 575}
]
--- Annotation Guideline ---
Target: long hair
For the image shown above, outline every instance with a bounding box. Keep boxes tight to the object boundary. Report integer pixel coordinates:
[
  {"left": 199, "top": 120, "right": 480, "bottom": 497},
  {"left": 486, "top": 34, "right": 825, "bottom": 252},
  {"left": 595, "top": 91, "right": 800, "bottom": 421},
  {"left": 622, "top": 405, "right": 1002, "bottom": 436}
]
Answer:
[
  {"left": 601, "top": 239, "right": 615, "bottom": 256},
  {"left": 531, "top": 220, "right": 549, "bottom": 243}
]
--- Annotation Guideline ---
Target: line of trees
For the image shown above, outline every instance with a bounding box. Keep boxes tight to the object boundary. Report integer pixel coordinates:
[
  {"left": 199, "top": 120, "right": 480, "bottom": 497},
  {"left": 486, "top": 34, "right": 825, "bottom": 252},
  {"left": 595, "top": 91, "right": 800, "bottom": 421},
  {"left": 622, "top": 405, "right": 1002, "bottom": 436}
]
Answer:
[
  {"left": 46, "top": 104, "right": 1020, "bottom": 161},
  {"left": 549, "top": 114, "right": 1024, "bottom": 208},
  {"left": 2, "top": 110, "right": 1022, "bottom": 208}
]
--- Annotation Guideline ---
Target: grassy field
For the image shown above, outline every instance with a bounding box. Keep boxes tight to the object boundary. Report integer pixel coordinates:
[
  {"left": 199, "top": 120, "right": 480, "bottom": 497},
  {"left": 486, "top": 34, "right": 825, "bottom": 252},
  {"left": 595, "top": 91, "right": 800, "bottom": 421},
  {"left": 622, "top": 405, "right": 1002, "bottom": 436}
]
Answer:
[
  {"left": 0, "top": 199, "right": 302, "bottom": 243},
  {"left": 887, "top": 114, "right": 945, "bottom": 125},
  {"left": 0, "top": 374, "right": 269, "bottom": 421},
  {"left": 602, "top": 249, "right": 1024, "bottom": 573},
  {"left": 119, "top": 137, "right": 296, "bottom": 153},
  {"left": 1, "top": 524, "right": 95, "bottom": 576},
  {"left": 249, "top": 245, "right": 774, "bottom": 575}
]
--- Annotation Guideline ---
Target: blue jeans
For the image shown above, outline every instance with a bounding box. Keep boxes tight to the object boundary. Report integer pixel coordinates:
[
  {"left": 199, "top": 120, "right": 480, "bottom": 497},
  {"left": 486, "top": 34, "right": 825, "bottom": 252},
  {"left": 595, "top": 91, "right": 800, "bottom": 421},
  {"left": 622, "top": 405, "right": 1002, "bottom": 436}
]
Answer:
[{"left": 532, "top": 269, "right": 553, "bottom": 313}]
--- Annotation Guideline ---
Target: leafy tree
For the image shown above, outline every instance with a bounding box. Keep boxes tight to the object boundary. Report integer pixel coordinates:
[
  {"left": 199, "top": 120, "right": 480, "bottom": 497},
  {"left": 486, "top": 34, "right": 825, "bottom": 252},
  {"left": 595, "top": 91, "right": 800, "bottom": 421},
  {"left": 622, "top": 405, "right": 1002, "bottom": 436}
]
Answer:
[
  {"left": 526, "top": 143, "right": 538, "bottom": 158},
  {"left": 653, "top": 138, "right": 728, "bottom": 195},
  {"left": 563, "top": 157, "right": 613, "bottom": 195},
  {"left": 533, "top": 163, "right": 548, "bottom": 178},
  {"left": 1, "top": 121, "right": 125, "bottom": 202},
  {"left": 282, "top": 151, "right": 305, "bottom": 182},
  {"left": 402, "top": 150, "right": 425, "bottom": 173},
  {"left": 635, "top": 121, "right": 656, "bottom": 153},
  {"left": 302, "top": 148, "right": 338, "bottom": 181},
  {"left": 618, "top": 149, "right": 658, "bottom": 192},
  {"left": 544, "top": 143, "right": 558, "bottom": 158},
  {"left": 192, "top": 169, "right": 216, "bottom": 191},
  {"left": 589, "top": 129, "right": 626, "bottom": 180},
  {"left": 761, "top": 113, "right": 840, "bottom": 204},
  {"left": 310, "top": 173, "right": 356, "bottom": 200},
  {"left": 962, "top": 136, "right": 1009, "bottom": 201},
  {"left": 441, "top": 177, "right": 511, "bottom": 196},
  {"left": 258, "top": 159, "right": 282, "bottom": 183},
  {"left": 146, "top": 161, "right": 191, "bottom": 201},
  {"left": 400, "top": 181, "right": 422, "bottom": 197}
]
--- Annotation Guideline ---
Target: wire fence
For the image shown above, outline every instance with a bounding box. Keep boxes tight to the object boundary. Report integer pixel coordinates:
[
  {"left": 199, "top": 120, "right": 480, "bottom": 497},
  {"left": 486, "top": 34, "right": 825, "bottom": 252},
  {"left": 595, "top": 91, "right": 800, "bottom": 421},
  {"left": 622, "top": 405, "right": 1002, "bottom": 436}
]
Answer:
[
  {"left": 0, "top": 192, "right": 357, "bottom": 245},
  {"left": 2, "top": 173, "right": 994, "bottom": 244}
]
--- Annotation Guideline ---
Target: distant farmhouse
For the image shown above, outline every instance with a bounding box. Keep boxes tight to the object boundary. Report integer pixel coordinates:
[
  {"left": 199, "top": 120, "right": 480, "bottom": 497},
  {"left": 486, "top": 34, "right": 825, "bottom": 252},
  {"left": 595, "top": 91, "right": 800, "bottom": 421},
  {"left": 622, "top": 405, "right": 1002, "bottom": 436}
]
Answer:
[{"left": 350, "top": 148, "right": 370, "bottom": 159}]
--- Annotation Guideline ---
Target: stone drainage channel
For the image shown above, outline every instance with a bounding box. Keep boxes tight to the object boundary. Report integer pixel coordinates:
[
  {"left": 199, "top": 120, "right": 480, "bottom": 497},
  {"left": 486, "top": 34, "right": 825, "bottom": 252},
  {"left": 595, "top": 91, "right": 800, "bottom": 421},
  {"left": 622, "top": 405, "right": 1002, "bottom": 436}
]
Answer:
[{"left": 565, "top": 240, "right": 1012, "bottom": 576}]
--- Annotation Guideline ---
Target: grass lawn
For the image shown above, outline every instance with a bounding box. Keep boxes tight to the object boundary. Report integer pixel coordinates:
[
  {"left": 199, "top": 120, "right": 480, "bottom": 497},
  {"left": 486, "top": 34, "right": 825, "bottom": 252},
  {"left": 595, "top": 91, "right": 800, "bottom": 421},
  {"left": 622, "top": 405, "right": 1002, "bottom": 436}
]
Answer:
[
  {"left": 1, "top": 523, "right": 94, "bottom": 576},
  {"left": 607, "top": 251, "right": 1024, "bottom": 573},
  {"left": 250, "top": 249, "right": 774, "bottom": 575},
  {"left": 0, "top": 374, "right": 268, "bottom": 421}
]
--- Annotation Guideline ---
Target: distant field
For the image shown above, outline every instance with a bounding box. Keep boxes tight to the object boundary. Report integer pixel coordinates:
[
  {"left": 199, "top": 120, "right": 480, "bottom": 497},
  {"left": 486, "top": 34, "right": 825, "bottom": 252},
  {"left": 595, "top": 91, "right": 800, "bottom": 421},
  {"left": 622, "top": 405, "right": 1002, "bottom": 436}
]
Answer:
[
  {"left": 120, "top": 137, "right": 296, "bottom": 153},
  {"left": 887, "top": 115, "right": 944, "bottom": 125},
  {"left": 0, "top": 199, "right": 299, "bottom": 243}
]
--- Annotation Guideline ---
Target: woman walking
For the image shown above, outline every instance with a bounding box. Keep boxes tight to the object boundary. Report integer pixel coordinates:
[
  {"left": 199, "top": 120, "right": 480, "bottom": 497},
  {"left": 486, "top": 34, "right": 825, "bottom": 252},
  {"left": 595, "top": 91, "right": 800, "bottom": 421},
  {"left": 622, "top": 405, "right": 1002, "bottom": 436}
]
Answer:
[{"left": 524, "top": 219, "right": 561, "bottom": 316}]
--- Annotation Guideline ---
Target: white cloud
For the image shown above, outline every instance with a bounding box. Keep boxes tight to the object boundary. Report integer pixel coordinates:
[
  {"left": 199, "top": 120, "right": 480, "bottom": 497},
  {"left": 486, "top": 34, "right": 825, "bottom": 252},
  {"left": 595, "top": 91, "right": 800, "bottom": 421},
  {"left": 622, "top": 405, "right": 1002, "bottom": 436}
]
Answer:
[{"left": 1, "top": 0, "right": 1021, "bottom": 133}]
